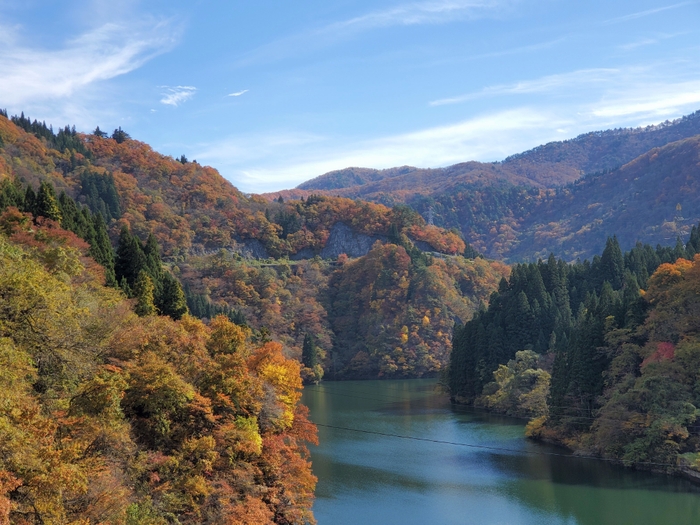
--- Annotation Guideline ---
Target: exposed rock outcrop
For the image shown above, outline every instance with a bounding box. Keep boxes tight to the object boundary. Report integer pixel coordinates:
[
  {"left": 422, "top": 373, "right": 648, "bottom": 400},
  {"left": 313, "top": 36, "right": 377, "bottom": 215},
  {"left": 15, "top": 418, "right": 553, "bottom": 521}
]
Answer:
[
  {"left": 320, "top": 222, "right": 387, "bottom": 259},
  {"left": 237, "top": 238, "right": 270, "bottom": 259}
]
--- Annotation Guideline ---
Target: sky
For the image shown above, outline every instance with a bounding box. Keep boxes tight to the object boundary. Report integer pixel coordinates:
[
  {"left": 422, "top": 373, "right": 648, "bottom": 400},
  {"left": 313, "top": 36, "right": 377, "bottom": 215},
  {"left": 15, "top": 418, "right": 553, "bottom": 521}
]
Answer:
[{"left": 1, "top": 0, "right": 699, "bottom": 193}]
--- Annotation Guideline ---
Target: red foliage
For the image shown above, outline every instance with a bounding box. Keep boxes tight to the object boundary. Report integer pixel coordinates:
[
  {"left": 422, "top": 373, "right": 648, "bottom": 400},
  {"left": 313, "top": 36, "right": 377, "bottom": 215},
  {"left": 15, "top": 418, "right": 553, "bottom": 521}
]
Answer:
[{"left": 641, "top": 342, "right": 675, "bottom": 368}]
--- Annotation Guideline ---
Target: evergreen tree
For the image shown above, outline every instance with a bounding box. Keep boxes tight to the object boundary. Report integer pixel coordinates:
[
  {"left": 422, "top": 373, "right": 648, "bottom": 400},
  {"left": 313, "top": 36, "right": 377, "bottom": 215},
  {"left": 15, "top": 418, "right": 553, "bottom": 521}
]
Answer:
[
  {"left": 133, "top": 270, "right": 156, "bottom": 317},
  {"left": 302, "top": 333, "right": 319, "bottom": 369},
  {"left": 388, "top": 223, "right": 402, "bottom": 245},
  {"left": 600, "top": 236, "right": 624, "bottom": 289},
  {"left": 0, "top": 179, "right": 25, "bottom": 210},
  {"left": 112, "top": 127, "right": 130, "bottom": 144},
  {"left": 34, "top": 182, "right": 62, "bottom": 222},
  {"left": 90, "top": 214, "right": 117, "bottom": 286},
  {"left": 157, "top": 272, "right": 188, "bottom": 320},
  {"left": 687, "top": 225, "right": 700, "bottom": 257},
  {"left": 115, "top": 226, "right": 147, "bottom": 290},
  {"left": 23, "top": 185, "right": 37, "bottom": 216},
  {"left": 143, "top": 233, "right": 164, "bottom": 297}
]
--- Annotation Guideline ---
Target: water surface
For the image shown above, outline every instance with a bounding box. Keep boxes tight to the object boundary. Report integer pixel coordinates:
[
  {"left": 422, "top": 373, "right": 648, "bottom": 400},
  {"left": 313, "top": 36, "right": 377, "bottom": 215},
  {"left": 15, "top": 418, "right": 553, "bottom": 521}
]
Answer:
[{"left": 302, "top": 378, "right": 700, "bottom": 525}]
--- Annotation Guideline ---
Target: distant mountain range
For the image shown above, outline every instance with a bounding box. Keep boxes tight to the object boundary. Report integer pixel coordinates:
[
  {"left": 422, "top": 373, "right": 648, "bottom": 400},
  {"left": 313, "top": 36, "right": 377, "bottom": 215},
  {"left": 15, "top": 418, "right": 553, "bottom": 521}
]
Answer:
[{"left": 268, "top": 110, "right": 700, "bottom": 261}]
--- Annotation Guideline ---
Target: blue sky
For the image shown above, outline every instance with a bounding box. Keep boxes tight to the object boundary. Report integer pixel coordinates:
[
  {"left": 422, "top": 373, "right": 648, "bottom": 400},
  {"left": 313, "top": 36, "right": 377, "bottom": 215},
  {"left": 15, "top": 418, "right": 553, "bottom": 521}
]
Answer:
[{"left": 1, "top": 0, "right": 699, "bottom": 193}]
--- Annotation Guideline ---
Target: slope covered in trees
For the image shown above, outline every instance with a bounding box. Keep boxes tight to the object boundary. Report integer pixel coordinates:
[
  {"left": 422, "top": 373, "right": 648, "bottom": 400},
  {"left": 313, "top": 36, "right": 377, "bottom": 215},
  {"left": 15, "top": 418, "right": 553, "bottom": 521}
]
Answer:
[
  {"left": 0, "top": 207, "right": 317, "bottom": 524},
  {"left": 271, "top": 111, "right": 700, "bottom": 263},
  {"left": 448, "top": 228, "right": 700, "bottom": 474},
  {"left": 0, "top": 111, "right": 497, "bottom": 382}
]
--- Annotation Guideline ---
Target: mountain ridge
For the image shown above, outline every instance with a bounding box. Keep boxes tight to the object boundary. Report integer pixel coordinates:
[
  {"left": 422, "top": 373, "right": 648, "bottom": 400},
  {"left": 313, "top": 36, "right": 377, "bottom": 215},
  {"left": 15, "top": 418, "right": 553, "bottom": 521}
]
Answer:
[{"left": 289, "top": 110, "right": 700, "bottom": 196}]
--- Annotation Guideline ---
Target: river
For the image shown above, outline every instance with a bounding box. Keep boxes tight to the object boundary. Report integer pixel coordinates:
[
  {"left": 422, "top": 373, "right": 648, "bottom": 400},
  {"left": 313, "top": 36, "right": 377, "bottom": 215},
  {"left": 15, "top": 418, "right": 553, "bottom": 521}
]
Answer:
[{"left": 301, "top": 378, "right": 700, "bottom": 525}]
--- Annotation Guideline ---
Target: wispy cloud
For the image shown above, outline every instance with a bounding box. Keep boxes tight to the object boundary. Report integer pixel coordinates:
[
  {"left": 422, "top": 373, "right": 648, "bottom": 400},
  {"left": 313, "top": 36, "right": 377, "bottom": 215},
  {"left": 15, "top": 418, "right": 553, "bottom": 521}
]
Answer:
[
  {"left": 618, "top": 32, "right": 687, "bottom": 51},
  {"left": 329, "top": 0, "right": 513, "bottom": 31},
  {"left": 592, "top": 80, "right": 700, "bottom": 118},
  {"left": 235, "top": 0, "right": 515, "bottom": 67},
  {"left": 196, "top": 60, "right": 700, "bottom": 193},
  {"left": 194, "top": 108, "right": 564, "bottom": 192},
  {"left": 160, "top": 85, "right": 197, "bottom": 106},
  {"left": 603, "top": 1, "right": 697, "bottom": 24},
  {"left": 0, "top": 19, "right": 178, "bottom": 107},
  {"left": 430, "top": 68, "right": 619, "bottom": 106},
  {"left": 227, "top": 90, "right": 249, "bottom": 97}
]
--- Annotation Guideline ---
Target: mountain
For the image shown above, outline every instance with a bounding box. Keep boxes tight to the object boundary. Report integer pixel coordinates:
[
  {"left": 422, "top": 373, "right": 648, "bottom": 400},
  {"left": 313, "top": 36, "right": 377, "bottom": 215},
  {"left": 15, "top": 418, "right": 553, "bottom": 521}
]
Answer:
[
  {"left": 509, "top": 135, "right": 700, "bottom": 261},
  {"left": 0, "top": 111, "right": 505, "bottom": 382},
  {"left": 292, "top": 110, "right": 700, "bottom": 196},
  {"left": 270, "top": 111, "right": 700, "bottom": 263},
  {"left": 297, "top": 111, "right": 700, "bottom": 195}
]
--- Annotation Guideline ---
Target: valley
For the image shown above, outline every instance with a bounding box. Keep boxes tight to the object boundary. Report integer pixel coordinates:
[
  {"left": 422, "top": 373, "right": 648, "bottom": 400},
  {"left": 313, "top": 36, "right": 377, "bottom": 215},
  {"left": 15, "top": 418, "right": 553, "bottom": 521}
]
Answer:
[{"left": 3, "top": 107, "right": 700, "bottom": 523}]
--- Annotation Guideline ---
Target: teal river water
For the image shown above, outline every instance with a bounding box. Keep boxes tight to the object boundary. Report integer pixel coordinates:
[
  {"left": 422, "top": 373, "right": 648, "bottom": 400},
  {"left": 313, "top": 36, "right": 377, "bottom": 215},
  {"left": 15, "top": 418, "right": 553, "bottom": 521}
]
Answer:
[{"left": 301, "top": 379, "right": 700, "bottom": 525}]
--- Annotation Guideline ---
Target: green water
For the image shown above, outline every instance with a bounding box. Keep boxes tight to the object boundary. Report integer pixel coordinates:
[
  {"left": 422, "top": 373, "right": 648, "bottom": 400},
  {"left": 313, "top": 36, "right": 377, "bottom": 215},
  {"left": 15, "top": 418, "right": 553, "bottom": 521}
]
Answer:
[{"left": 302, "top": 379, "right": 700, "bottom": 525}]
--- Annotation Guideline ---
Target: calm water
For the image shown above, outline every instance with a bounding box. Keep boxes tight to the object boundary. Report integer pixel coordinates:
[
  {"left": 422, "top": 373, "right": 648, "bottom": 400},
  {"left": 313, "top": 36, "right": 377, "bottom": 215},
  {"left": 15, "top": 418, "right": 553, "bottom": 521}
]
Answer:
[{"left": 302, "top": 379, "right": 700, "bottom": 525}]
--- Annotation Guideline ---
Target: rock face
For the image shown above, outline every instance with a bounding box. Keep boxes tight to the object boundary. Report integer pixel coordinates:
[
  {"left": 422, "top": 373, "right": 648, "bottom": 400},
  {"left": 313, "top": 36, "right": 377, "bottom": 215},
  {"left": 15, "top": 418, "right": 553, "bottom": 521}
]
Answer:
[
  {"left": 320, "top": 222, "right": 387, "bottom": 259},
  {"left": 236, "top": 238, "right": 270, "bottom": 259}
]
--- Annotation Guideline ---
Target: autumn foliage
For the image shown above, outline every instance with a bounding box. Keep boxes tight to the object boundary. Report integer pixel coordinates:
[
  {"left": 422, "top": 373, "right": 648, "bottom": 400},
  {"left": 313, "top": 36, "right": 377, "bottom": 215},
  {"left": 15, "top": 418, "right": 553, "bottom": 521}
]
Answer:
[{"left": 0, "top": 218, "right": 317, "bottom": 524}]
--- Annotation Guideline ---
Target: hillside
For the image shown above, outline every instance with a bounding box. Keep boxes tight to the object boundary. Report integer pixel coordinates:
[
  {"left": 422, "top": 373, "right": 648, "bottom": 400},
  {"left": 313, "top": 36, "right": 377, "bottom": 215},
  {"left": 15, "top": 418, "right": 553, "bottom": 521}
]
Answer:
[
  {"left": 0, "top": 206, "right": 317, "bottom": 524},
  {"left": 449, "top": 227, "right": 700, "bottom": 476},
  {"left": 0, "top": 112, "right": 504, "bottom": 382},
  {"left": 509, "top": 135, "right": 700, "bottom": 260},
  {"left": 269, "top": 111, "right": 700, "bottom": 262},
  {"left": 291, "top": 110, "right": 700, "bottom": 195}
]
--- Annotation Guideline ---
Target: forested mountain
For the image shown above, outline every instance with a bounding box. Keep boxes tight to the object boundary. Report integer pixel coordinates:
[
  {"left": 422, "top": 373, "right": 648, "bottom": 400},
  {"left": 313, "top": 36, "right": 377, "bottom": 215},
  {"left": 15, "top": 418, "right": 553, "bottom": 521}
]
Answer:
[
  {"left": 294, "top": 110, "right": 700, "bottom": 194},
  {"left": 0, "top": 111, "right": 502, "bottom": 385},
  {"left": 448, "top": 230, "right": 700, "bottom": 474},
  {"left": 270, "top": 111, "right": 700, "bottom": 262},
  {"left": 0, "top": 203, "right": 316, "bottom": 524},
  {"left": 3, "top": 101, "right": 700, "bottom": 496}
]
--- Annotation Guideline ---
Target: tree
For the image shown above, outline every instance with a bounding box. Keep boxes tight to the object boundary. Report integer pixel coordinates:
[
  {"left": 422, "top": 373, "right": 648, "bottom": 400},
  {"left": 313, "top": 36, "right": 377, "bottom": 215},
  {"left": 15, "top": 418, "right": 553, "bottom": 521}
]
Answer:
[
  {"left": 600, "top": 236, "right": 624, "bottom": 289},
  {"left": 301, "top": 333, "right": 323, "bottom": 384},
  {"left": 158, "top": 272, "right": 188, "bottom": 320},
  {"left": 34, "top": 182, "right": 62, "bottom": 223},
  {"left": 115, "top": 226, "right": 147, "bottom": 290},
  {"left": 134, "top": 270, "right": 156, "bottom": 317},
  {"left": 112, "top": 126, "right": 130, "bottom": 144}
]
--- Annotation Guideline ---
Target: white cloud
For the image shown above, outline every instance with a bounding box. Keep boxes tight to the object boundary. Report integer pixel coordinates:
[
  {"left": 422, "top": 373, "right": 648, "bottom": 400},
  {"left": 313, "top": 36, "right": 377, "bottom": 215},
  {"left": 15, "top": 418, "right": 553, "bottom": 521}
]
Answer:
[
  {"left": 195, "top": 62, "right": 700, "bottom": 193},
  {"left": 0, "top": 19, "right": 178, "bottom": 107},
  {"left": 618, "top": 32, "right": 687, "bottom": 51},
  {"left": 160, "top": 85, "right": 197, "bottom": 106},
  {"left": 592, "top": 81, "right": 700, "bottom": 118},
  {"left": 235, "top": 0, "right": 515, "bottom": 67},
  {"left": 430, "top": 68, "right": 619, "bottom": 106},
  {"left": 603, "top": 1, "right": 697, "bottom": 24},
  {"left": 329, "top": 0, "right": 514, "bottom": 31},
  {"left": 227, "top": 90, "right": 249, "bottom": 97},
  {"left": 195, "top": 108, "right": 566, "bottom": 192}
]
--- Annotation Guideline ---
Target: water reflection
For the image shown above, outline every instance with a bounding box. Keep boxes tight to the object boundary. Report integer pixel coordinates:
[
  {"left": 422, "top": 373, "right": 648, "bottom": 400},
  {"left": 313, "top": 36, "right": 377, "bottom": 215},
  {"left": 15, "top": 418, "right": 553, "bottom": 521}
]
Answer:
[{"left": 303, "top": 379, "right": 700, "bottom": 525}]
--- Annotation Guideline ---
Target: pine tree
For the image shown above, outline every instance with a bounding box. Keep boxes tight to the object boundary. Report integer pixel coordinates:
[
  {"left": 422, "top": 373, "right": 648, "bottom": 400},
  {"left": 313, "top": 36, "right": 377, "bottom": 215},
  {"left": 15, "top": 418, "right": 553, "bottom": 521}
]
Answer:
[
  {"left": 23, "top": 185, "right": 37, "bottom": 216},
  {"left": 302, "top": 333, "right": 319, "bottom": 369},
  {"left": 34, "top": 182, "right": 62, "bottom": 222},
  {"left": 143, "top": 233, "right": 164, "bottom": 297},
  {"left": 388, "top": 223, "right": 402, "bottom": 245},
  {"left": 134, "top": 270, "right": 156, "bottom": 317},
  {"left": 0, "top": 179, "right": 25, "bottom": 210},
  {"left": 600, "top": 236, "right": 624, "bottom": 289},
  {"left": 115, "top": 227, "right": 147, "bottom": 290},
  {"left": 91, "top": 214, "right": 116, "bottom": 286},
  {"left": 157, "top": 272, "right": 188, "bottom": 320},
  {"left": 112, "top": 127, "right": 130, "bottom": 144}
]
